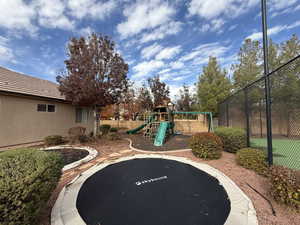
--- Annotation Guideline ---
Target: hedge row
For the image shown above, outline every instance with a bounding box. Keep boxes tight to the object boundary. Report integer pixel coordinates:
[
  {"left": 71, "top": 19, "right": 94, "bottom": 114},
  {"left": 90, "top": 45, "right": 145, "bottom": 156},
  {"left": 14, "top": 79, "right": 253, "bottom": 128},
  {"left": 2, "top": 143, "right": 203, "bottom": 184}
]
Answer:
[{"left": 0, "top": 148, "right": 63, "bottom": 225}]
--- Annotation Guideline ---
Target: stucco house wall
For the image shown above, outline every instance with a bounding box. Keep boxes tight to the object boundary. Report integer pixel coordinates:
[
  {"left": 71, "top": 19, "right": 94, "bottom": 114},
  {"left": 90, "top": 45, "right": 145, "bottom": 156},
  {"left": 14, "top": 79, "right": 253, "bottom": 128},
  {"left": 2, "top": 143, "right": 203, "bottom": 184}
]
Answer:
[{"left": 0, "top": 94, "right": 94, "bottom": 147}]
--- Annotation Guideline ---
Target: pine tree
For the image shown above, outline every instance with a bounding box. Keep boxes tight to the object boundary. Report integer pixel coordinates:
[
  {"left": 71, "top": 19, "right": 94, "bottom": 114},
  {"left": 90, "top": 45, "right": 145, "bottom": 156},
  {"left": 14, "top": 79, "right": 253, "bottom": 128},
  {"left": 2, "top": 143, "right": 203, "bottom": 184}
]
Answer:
[
  {"left": 268, "top": 39, "right": 281, "bottom": 72},
  {"left": 273, "top": 34, "right": 300, "bottom": 136},
  {"left": 280, "top": 34, "right": 300, "bottom": 62},
  {"left": 197, "top": 56, "right": 232, "bottom": 116},
  {"left": 232, "top": 39, "right": 262, "bottom": 90}
]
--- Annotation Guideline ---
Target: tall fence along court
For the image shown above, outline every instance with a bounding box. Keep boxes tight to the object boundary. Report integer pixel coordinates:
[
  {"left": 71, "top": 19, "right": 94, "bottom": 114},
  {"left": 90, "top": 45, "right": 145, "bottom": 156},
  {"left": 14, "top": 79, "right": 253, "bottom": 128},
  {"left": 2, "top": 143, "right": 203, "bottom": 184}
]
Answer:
[{"left": 219, "top": 55, "right": 300, "bottom": 170}]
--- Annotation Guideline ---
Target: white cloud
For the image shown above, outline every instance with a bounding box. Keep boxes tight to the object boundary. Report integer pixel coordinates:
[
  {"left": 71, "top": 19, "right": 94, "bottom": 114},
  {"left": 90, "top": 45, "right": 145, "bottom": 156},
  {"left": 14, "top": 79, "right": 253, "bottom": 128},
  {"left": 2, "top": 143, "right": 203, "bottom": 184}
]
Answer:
[
  {"left": 188, "top": 0, "right": 259, "bottom": 20},
  {"left": 170, "top": 61, "right": 184, "bottom": 69},
  {"left": 0, "top": 0, "right": 37, "bottom": 34},
  {"left": 139, "top": 21, "right": 182, "bottom": 43},
  {"left": 158, "top": 68, "right": 171, "bottom": 74},
  {"left": 78, "top": 26, "right": 94, "bottom": 36},
  {"left": 168, "top": 84, "right": 182, "bottom": 100},
  {"left": 132, "top": 59, "right": 164, "bottom": 79},
  {"left": 180, "top": 42, "right": 229, "bottom": 63},
  {"left": 295, "top": 4, "right": 300, "bottom": 11},
  {"left": 269, "top": 0, "right": 297, "bottom": 11},
  {"left": 228, "top": 24, "right": 238, "bottom": 31},
  {"left": 141, "top": 43, "right": 163, "bottom": 59},
  {"left": 172, "top": 75, "right": 189, "bottom": 81},
  {"left": 68, "top": 0, "right": 117, "bottom": 20},
  {"left": 160, "top": 72, "right": 173, "bottom": 81},
  {"left": 200, "top": 19, "right": 225, "bottom": 33},
  {"left": 287, "top": 20, "right": 300, "bottom": 29},
  {"left": 117, "top": 0, "right": 175, "bottom": 38},
  {"left": 246, "top": 21, "right": 300, "bottom": 40},
  {"left": 0, "top": 36, "right": 16, "bottom": 63},
  {"left": 35, "top": 0, "right": 74, "bottom": 30},
  {"left": 155, "top": 45, "right": 181, "bottom": 60}
]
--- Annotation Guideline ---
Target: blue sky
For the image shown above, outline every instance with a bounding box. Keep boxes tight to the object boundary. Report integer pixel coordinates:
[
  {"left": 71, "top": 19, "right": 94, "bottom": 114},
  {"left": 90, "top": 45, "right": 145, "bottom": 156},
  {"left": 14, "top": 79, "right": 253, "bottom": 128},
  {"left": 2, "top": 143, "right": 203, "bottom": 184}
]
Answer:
[{"left": 0, "top": 0, "right": 300, "bottom": 98}]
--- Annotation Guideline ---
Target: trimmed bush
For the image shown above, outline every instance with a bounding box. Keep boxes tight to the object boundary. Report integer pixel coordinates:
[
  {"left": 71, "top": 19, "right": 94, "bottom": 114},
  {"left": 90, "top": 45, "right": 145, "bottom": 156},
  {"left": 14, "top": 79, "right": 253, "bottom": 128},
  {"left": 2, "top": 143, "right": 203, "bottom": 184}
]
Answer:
[
  {"left": 100, "top": 124, "right": 111, "bottom": 135},
  {"left": 215, "top": 127, "right": 247, "bottom": 153},
  {"left": 189, "top": 132, "right": 223, "bottom": 160},
  {"left": 110, "top": 127, "right": 118, "bottom": 132},
  {"left": 236, "top": 148, "right": 268, "bottom": 176},
  {"left": 44, "top": 135, "right": 64, "bottom": 146},
  {"left": 269, "top": 165, "right": 300, "bottom": 210},
  {"left": 0, "top": 148, "right": 63, "bottom": 225}
]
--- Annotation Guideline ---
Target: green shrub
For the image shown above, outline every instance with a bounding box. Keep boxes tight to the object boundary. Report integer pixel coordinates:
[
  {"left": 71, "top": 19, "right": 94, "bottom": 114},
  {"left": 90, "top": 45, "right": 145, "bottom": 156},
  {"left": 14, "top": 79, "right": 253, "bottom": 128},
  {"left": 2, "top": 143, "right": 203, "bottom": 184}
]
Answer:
[
  {"left": 215, "top": 127, "right": 247, "bottom": 153},
  {"left": 110, "top": 127, "right": 118, "bottom": 132},
  {"left": 236, "top": 148, "right": 268, "bottom": 176},
  {"left": 106, "top": 133, "right": 121, "bottom": 141},
  {"left": 0, "top": 148, "right": 63, "bottom": 225},
  {"left": 44, "top": 135, "right": 64, "bottom": 146},
  {"left": 189, "top": 132, "right": 223, "bottom": 160},
  {"left": 100, "top": 124, "right": 111, "bottom": 135},
  {"left": 269, "top": 165, "right": 300, "bottom": 210}
]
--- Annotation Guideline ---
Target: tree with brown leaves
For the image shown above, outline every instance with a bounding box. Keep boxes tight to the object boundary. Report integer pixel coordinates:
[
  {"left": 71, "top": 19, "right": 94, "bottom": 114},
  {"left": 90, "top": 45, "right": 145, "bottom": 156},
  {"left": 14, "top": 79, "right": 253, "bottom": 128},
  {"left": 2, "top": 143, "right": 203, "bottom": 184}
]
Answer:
[
  {"left": 147, "top": 75, "right": 170, "bottom": 107},
  {"left": 57, "top": 33, "right": 129, "bottom": 135}
]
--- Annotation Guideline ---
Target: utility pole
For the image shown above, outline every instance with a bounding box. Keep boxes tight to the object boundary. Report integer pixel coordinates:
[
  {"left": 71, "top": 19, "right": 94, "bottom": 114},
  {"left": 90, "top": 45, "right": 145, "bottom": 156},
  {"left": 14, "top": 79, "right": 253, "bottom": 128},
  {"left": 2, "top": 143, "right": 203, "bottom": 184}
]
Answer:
[{"left": 261, "top": 0, "right": 273, "bottom": 165}]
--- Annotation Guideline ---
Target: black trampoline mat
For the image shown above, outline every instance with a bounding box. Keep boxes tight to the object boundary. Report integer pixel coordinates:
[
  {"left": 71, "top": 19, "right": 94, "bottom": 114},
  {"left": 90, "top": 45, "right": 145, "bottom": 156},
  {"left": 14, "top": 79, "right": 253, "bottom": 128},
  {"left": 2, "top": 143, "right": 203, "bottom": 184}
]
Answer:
[{"left": 76, "top": 158, "right": 231, "bottom": 225}]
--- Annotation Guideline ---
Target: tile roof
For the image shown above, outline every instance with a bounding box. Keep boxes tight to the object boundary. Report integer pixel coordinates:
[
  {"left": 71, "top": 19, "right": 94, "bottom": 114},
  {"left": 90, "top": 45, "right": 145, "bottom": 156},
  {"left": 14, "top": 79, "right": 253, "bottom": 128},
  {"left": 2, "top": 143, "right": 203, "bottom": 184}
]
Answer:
[{"left": 0, "top": 66, "right": 65, "bottom": 100}]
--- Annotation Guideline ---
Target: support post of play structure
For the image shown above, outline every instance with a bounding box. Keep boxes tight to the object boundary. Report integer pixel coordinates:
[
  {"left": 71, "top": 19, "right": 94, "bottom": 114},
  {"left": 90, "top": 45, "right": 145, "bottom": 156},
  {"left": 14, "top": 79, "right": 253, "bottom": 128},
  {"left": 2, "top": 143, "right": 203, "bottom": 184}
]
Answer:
[
  {"left": 209, "top": 112, "right": 213, "bottom": 132},
  {"left": 244, "top": 89, "right": 250, "bottom": 147},
  {"left": 261, "top": 0, "right": 273, "bottom": 166}
]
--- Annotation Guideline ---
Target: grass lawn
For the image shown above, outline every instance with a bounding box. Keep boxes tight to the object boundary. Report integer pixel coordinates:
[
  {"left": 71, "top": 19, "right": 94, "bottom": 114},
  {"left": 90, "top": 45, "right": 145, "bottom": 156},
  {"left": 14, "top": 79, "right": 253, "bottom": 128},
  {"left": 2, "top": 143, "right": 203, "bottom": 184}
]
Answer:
[{"left": 251, "top": 138, "right": 300, "bottom": 170}]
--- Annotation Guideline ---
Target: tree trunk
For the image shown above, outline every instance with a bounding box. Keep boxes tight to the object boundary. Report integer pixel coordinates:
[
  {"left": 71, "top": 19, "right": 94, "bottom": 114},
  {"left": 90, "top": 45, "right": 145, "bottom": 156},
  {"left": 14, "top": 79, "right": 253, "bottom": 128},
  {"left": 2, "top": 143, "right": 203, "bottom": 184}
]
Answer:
[{"left": 93, "top": 106, "right": 99, "bottom": 137}]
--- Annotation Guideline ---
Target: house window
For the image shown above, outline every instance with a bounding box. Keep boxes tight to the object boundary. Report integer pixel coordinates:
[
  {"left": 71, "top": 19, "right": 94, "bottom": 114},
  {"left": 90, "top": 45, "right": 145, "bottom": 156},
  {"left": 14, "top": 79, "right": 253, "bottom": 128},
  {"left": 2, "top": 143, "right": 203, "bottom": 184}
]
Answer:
[
  {"left": 47, "top": 105, "right": 56, "bottom": 112},
  {"left": 76, "top": 108, "right": 88, "bottom": 123},
  {"left": 37, "top": 104, "right": 47, "bottom": 112},
  {"left": 37, "top": 104, "right": 56, "bottom": 112}
]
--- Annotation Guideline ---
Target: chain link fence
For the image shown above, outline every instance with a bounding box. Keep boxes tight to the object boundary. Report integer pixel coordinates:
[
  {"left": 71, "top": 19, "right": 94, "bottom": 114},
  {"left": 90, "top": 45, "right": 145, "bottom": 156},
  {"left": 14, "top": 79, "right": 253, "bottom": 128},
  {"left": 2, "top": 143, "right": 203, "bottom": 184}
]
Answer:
[{"left": 219, "top": 55, "right": 300, "bottom": 170}]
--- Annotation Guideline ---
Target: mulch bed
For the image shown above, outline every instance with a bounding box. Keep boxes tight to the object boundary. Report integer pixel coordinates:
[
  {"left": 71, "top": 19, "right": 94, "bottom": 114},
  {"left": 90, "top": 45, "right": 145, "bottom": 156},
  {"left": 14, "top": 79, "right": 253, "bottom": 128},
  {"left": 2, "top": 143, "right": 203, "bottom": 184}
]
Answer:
[
  {"left": 46, "top": 148, "right": 89, "bottom": 166},
  {"left": 127, "top": 133, "right": 191, "bottom": 151}
]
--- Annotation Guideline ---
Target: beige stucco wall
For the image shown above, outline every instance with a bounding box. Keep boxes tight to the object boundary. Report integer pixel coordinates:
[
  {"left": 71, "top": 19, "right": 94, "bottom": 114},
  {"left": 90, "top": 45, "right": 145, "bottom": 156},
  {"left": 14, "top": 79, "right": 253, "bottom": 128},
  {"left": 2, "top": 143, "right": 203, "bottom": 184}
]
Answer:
[{"left": 0, "top": 94, "right": 94, "bottom": 147}]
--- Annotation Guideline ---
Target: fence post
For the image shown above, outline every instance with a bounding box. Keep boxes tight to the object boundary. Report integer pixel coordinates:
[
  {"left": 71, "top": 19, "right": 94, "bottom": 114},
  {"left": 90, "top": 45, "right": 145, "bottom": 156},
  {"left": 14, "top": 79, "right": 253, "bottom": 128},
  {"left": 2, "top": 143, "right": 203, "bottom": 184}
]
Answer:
[
  {"left": 244, "top": 89, "right": 250, "bottom": 147},
  {"left": 261, "top": 0, "right": 273, "bottom": 166}
]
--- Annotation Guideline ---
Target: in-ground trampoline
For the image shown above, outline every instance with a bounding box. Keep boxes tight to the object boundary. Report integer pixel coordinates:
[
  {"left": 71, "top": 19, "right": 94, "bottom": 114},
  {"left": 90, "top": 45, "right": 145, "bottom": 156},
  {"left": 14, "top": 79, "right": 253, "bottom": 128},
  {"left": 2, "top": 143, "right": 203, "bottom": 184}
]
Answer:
[{"left": 52, "top": 155, "right": 258, "bottom": 225}]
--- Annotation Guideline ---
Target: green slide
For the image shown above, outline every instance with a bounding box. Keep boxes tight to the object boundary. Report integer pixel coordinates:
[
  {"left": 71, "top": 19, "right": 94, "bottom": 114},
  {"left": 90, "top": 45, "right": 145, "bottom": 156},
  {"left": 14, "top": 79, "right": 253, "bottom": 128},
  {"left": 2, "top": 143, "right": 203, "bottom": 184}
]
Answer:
[
  {"left": 126, "top": 123, "right": 148, "bottom": 134},
  {"left": 154, "top": 122, "right": 170, "bottom": 147},
  {"left": 126, "top": 115, "right": 154, "bottom": 134}
]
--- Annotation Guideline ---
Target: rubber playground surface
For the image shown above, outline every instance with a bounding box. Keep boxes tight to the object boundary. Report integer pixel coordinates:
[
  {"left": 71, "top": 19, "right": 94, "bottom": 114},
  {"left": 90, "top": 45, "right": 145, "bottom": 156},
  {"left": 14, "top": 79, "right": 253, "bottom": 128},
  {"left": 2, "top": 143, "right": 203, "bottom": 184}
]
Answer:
[{"left": 250, "top": 138, "right": 300, "bottom": 170}]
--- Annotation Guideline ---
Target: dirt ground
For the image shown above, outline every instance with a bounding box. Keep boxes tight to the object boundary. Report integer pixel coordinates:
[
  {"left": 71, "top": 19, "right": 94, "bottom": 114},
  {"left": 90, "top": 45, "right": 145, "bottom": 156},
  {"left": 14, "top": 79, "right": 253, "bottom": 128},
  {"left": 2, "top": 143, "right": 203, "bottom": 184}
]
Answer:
[{"left": 39, "top": 136, "right": 300, "bottom": 225}]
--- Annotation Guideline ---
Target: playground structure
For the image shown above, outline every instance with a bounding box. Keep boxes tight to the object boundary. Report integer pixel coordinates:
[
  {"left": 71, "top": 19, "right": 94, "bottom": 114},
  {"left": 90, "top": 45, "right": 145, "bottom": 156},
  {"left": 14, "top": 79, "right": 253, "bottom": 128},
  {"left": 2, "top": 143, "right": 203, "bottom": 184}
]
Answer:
[{"left": 126, "top": 105, "right": 213, "bottom": 147}]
